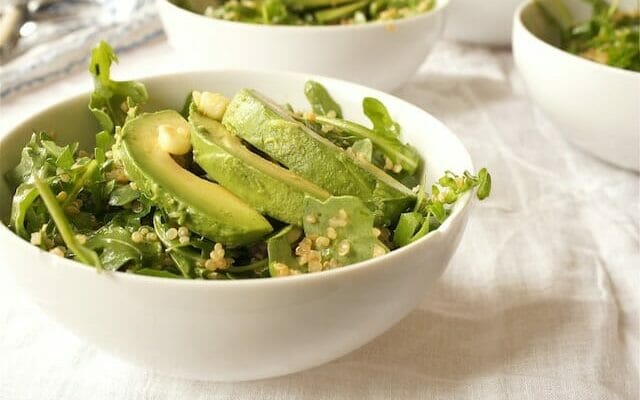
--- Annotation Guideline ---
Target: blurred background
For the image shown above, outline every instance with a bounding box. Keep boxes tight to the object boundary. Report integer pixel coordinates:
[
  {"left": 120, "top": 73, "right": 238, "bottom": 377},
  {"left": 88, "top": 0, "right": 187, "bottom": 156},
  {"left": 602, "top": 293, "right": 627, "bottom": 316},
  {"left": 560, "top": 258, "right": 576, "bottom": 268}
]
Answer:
[{"left": 0, "top": 0, "right": 160, "bottom": 98}]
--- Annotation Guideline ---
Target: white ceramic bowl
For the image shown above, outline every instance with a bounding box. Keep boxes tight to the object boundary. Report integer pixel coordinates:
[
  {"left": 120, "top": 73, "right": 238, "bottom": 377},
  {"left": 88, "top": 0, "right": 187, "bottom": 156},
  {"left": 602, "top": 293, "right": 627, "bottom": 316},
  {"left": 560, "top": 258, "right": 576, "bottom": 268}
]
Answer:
[
  {"left": 0, "top": 70, "right": 473, "bottom": 381},
  {"left": 513, "top": 0, "right": 640, "bottom": 171},
  {"left": 444, "top": 0, "right": 523, "bottom": 46},
  {"left": 157, "top": 0, "right": 448, "bottom": 91}
]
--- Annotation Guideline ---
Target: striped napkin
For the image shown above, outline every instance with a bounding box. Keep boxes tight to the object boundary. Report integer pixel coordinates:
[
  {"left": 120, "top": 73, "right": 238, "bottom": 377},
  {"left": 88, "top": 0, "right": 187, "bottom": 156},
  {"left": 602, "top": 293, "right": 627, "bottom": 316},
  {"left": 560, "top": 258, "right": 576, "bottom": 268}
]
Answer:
[{"left": 0, "top": 0, "right": 163, "bottom": 99}]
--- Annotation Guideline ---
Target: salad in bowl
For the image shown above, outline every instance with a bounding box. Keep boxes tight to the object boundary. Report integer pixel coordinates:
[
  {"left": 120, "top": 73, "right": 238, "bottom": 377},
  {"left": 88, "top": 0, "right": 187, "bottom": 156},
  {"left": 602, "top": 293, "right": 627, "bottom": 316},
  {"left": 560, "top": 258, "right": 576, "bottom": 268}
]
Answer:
[
  {"left": 4, "top": 41, "right": 490, "bottom": 281},
  {"left": 176, "top": 0, "right": 436, "bottom": 25},
  {"left": 0, "top": 42, "right": 491, "bottom": 380}
]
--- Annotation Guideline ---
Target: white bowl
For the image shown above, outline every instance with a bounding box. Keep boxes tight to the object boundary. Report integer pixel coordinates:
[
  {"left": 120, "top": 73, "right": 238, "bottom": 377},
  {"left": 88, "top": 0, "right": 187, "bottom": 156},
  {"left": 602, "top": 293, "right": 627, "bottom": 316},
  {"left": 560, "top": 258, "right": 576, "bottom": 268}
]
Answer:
[
  {"left": 0, "top": 70, "right": 473, "bottom": 381},
  {"left": 513, "top": 0, "right": 640, "bottom": 171},
  {"left": 444, "top": 0, "right": 523, "bottom": 46},
  {"left": 157, "top": 0, "right": 448, "bottom": 91}
]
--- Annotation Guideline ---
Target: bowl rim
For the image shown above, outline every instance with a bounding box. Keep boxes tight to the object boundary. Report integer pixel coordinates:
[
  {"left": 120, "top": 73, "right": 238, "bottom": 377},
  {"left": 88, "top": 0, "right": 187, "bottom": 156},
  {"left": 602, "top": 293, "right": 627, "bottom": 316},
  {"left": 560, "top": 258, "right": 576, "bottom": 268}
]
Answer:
[
  {"left": 513, "top": 0, "right": 640, "bottom": 78},
  {"left": 158, "top": 0, "right": 449, "bottom": 32},
  {"left": 0, "top": 68, "right": 473, "bottom": 287}
]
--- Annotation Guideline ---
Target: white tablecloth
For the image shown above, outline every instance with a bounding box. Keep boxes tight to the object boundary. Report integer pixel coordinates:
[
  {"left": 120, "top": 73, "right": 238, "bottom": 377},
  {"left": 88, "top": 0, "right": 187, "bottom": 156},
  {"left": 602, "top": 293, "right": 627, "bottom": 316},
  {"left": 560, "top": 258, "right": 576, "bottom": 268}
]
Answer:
[{"left": 1, "top": 39, "right": 638, "bottom": 400}]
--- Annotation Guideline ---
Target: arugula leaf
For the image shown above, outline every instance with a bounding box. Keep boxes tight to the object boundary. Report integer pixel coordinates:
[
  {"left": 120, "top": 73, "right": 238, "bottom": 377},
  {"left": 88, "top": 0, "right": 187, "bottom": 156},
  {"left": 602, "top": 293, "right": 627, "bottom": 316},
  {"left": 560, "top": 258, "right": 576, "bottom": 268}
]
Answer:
[
  {"left": 476, "top": 168, "right": 492, "bottom": 200},
  {"left": 9, "top": 184, "right": 40, "bottom": 239},
  {"left": 362, "top": 97, "right": 401, "bottom": 139},
  {"left": 302, "top": 195, "right": 382, "bottom": 267},
  {"left": 179, "top": 91, "right": 194, "bottom": 120},
  {"left": 227, "top": 259, "right": 269, "bottom": 275},
  {"left": 314, "top": 115, "right": 421, "bottom": 174},
  {"left": 88, "top": 41, "right": 148, "bottom": 134},
  {"left": 299, "top": 86, "right": 419, "bottom": 176},
  {"left": 314, "top": 0, "right": 369, "bottom": 23},
  {"left": 153, "top": 211, "right": 212, "bottom": 278},
  {"left": 41, "top": 140, "right": 78, "bottom": 170},
  {"left": 396, "top": 168, "right": 493, "bottom": 245},
  {"left": 61, "top": 159, "right": 99, "bottom": 208},
  {"left": 304, "top": 80, "right": 343, "bottom": 118},
  {"left": 6, "top": 132, "right": 52, "bottom": 188},
  {"left": 33, "top": 175, "right": 102, "bottom": 268},
  {"left": 392, "top": 211, "right": 423, "bottom": 247},
  {"left": 95, "top": 130, "right": 116, "bottom": 154},
  {"left": 108, "top": 184, "right": 139, "bottom": 207},
  {"left": 350, "top": 138, "right": 373, "bottom": 162},
  {"left": 86, "top": 223, "right": 162, "bottom": 271},
  {"left": 135, "top": 268, "right": 185, "bottom": 279},
  {"left": 538, "top": 0, "right": 640, "bottom": 72},
  {"left": 267, "top": 225, "right": 302, "bottom": 276},
  {"left": 261, "top": 0, "right": 290, "bottom": 23}
]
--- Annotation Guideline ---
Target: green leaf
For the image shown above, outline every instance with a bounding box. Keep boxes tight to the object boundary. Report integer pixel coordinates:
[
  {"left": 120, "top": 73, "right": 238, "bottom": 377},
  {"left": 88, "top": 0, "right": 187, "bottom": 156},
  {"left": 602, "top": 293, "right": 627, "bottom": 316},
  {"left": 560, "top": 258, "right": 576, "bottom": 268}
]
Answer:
[
  {"left": 153, "top": 211, "right": 206, "bottom": 278},
  {"left": 88, "top": 41, "right": 148, "bottom": 134},
  {"left": 96, "top": 130, "right": 115, "bottom": 153},
  {"left": 314, "top": 0, "right": 369, "bottom": 23},
  {"left": 86, "top": 223, "right": 162, "bottom": 271},
  {"left": 536, "top": 0, "right": 574, "bottom": 31},
  {"left": 135, "top": 268, "right": 185, "bottom": 279},
  {"left": 261, "top": 0, "right": 290, "bottom": 23},
  {"left": 350, "top": 138, "right": 373, "bottom": 162},
  {"left": 427, "top": 201, "right": 446, "bottom": 223},
  {"left": 304, "top": 80, "right": 343, "bottom": 118},
  {"left": 313, "top": 115, "right": 421, "bottom": 175},
  {"left": 179, "top": 91, "right": 194, "bottom": 119},
  {"left": 227, "top": 259, "right": 269, "bottom": 274},
  {"left": 9, "top": 183, "right": 40, "bottom": 239},
  {"left": 410, "top": 213, "right": 433, "bottom": 242},
  {"left": 476, "top": 168, "right": 492, "bottom": 200},
  {"left": 33, "top": 175, "right": 102, "bottom": 268},
  {"left": 108, "top": 184, "right": 139, "bottom": 206},
  {"left": 5, "top": 132, "right": 52, "bottom": 188},
  {"left": 267, "top": 225, "right": 302, "bottom": 277},
  {"left": 362, "top": 97, "right": 401, "bottom": 139},
  {"left": 392, "top": 211, "right": 423, "bottom": 247},
  {"left": 302, "top": 195, "right": 381, "bottom": 267},
  {"left": 56, "top": 147, "right": 76, "bottom": 170},
  {"left": 61, "top": 159, "right": 99, "bottom": 208},
  {"left": 394, "top": 168, "right": 493, "bottom": 249}
]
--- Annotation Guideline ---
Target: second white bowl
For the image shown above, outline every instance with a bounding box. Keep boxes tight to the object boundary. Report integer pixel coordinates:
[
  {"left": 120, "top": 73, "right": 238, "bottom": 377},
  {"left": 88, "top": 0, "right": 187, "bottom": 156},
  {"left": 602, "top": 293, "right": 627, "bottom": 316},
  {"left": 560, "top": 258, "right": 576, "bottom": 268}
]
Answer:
[
  {"left": 513, "top": 0, "right": 640, "bottom": 171},
  {"left": 157, "top": 0, "right": 448, "bottom": 91}
]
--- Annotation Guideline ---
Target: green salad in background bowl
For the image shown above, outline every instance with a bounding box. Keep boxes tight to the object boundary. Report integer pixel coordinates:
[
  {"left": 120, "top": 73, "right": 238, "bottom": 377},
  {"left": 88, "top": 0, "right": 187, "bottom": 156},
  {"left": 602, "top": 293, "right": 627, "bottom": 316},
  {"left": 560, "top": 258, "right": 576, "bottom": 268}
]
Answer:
[
  {"left": 3, "top": 41, "right": 490, "bottom": 281},
  {"left": 537, "top": 0, "right": 639, "bottom": 71},
  {"left": 175, "top": 0, "right": 436, "bottom": 25}
]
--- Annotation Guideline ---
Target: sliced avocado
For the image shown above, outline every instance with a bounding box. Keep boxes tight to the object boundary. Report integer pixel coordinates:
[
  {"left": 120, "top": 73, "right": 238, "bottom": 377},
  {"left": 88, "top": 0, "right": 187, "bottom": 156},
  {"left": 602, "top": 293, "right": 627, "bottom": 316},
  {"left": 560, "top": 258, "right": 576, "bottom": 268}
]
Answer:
[
  {"left": 222, "top": 89, "right": 416, "bottom": 226},
  {"left": 189, "top": 106, "right": 331, "bottom": 225},
  {"left": 117, "top": 110, "right": 272, "bottom": 246}
]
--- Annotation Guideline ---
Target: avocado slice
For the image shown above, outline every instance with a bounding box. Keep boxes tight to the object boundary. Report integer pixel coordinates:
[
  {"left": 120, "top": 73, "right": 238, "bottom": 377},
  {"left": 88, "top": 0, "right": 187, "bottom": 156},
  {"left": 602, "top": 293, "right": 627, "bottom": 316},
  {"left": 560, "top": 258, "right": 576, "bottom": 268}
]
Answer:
[
  {"left": 189, "top": 107, "right": 331, "bottom": 225},
  {"left": 222, "top": 89, "right": 416, "bottom": 226},
  {"left": 117, "top": 110, "right": 273, "bottom": 246}
]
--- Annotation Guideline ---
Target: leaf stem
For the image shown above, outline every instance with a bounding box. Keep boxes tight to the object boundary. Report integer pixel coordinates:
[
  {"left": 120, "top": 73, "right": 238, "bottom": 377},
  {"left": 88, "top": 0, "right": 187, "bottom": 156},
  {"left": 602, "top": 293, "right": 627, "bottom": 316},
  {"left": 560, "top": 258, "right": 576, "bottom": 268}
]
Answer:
[
  {"left": 33, "top": 175, "right": 102, "bottom": 268},
  {"left": 62, "top": 159, "right": 98, "bottom": 207}
]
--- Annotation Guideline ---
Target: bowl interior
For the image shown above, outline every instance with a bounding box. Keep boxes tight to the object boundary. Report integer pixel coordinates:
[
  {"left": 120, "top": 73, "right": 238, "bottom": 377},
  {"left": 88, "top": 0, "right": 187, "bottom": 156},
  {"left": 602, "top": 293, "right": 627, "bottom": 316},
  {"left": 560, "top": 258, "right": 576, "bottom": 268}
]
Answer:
[{"left": 0, "top": 70, "right": 473, "bottom": 234}]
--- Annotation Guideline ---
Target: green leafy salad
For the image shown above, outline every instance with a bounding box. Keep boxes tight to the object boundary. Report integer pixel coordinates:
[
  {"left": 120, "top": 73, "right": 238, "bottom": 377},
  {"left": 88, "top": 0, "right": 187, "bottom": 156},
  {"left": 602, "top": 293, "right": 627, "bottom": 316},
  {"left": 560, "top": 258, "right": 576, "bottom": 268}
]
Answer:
[
  {"left": 539, "top": 0, "right": 639, "bottom": 71},
  {"left": 175, "top": 0, "right": 436, "bottom": 25},
  {"left": 4, "top": 41, "right": 491, "bottom": 280}
]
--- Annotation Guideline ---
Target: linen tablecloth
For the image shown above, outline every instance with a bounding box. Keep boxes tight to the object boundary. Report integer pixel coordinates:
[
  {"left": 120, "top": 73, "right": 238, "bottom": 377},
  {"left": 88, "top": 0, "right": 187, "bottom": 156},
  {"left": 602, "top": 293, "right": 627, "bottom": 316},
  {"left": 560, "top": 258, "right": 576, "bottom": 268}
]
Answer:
[{"left": 0, "top": 39, "right": 638, "bottom": 400}]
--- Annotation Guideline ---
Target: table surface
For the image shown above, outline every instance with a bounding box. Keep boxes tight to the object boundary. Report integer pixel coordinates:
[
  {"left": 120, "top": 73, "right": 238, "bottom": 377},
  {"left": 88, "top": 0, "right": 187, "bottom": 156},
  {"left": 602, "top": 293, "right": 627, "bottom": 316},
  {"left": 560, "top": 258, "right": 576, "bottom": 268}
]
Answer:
[{"left": 1, "top": 39, "right": 638, "bottom": 400}]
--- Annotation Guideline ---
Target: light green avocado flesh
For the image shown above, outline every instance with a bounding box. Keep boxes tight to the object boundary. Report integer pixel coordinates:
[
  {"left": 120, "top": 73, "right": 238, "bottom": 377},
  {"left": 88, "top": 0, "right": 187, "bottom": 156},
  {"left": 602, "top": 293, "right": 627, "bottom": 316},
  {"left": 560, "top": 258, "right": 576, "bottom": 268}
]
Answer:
[
  {"left": 189, "top": 107, "right": 331, "bottom": 225},
  {"left": 222, "top": 89, "right": 416, "bottom": 226},
  {"left": 118, "top": 110, "right": 273, "bottom": 246}
]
